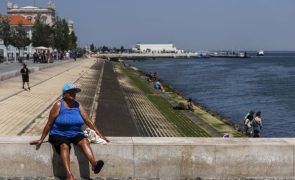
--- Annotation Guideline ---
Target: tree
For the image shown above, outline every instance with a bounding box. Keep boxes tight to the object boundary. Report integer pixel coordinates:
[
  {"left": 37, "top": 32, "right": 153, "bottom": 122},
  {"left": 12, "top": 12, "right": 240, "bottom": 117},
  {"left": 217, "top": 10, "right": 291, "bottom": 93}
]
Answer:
[
  {"left": 120, "top": 45, "right": 125, "bottom": 53},
  {"left": 10, "top": 23, "right": 31, "bottom": 60},
  {"left": 101, "top": 46, "right": 109, "bottom": 53},
  {"left": 31, "top": 15, "right": 53, "bottom": 47},
  {"left": 53, "top": 17, "right": 70, "bottom": 51},
  {"left": 90, "top": 43, "right": 95, "bottom": 52},
  {"left": 69, "top": 31, "right": 77, "bottom": 50},
  {"left": 0, "top": 16, "right": 12, "bottom": 61}
]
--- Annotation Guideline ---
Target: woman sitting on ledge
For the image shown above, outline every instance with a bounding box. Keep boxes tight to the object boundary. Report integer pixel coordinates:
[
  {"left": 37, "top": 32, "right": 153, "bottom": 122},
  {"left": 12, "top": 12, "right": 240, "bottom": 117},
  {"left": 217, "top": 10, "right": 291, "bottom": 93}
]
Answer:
[{"left": 30, "top": 83, "right": 109, "bottom": 180}]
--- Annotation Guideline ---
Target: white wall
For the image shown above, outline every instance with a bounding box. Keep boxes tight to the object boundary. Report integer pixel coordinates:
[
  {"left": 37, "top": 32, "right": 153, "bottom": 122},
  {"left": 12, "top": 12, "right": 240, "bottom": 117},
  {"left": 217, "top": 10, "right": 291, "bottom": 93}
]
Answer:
[{"left": 0, "top": 136, "right": 294, "bottom": 179}]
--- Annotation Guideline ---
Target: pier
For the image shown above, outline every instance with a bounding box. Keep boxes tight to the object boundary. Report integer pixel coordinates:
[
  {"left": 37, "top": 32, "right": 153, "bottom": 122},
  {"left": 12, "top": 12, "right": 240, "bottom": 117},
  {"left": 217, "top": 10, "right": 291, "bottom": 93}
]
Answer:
[{"left": 96, "top": 52, "right": 198, "bottom": 61}]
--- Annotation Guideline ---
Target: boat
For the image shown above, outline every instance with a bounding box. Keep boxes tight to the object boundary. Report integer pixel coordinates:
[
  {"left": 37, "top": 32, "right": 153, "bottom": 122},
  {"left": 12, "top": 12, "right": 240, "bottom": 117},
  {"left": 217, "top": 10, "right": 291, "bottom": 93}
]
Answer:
[
  {"left": 209, "top": 51, "right": 250, "bottom": 58},
  {"left": 257, "top": 50, "right": 264, "bottom": 56},
  {"left": 195, "top": 52, "right": 210, "bottom": 59}
]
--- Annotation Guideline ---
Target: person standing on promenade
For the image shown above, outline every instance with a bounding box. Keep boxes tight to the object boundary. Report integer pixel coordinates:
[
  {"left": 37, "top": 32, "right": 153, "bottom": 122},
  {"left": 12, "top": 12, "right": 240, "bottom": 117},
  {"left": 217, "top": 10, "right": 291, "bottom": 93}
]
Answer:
[
  {"left": 252, "top": 111, "right": 262, "bottom": 137},
  {"left": 244, "top": 110, "right": 255, "bottom": 136},
  {"left": 20, "top": 63, "right": 30, "bottom": 90},
  {"left": 33, "top": 52, "right": 38, "bottom": 63},
  {"left": 30, "top": 83, "right": 109, "bottom": 180}
]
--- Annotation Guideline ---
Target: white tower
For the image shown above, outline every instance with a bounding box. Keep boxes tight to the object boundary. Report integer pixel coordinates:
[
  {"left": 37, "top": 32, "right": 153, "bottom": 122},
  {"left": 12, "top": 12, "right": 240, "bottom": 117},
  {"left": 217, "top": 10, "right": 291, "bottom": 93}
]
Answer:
[
  {"left": 7, "top": 1, "right": 13, "bottom": 10},
  {"left": 48, "top": 0, "right": 55, "bottom": 9}
]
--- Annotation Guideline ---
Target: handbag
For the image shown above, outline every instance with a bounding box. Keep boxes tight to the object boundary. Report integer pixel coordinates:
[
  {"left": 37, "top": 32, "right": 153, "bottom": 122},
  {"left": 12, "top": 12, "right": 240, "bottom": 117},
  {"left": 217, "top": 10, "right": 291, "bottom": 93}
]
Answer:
[{"left": 84, "top": 128, "right": 107, "bottom": 144}]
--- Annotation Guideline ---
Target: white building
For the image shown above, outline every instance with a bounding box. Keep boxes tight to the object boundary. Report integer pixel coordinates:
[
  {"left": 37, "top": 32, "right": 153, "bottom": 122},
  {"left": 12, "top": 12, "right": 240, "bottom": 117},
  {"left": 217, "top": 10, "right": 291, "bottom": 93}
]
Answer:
[
  {"left": 0, "top": 15, "right": 33, "bottom": 60},
  {"left": 7, "top": 1, "right": 55, "bottom": 26},
  {"left": 1, "top": 1, "right": 74, "bottom": 61},
  {"left": 134, "top": 44, "right": 178, "bottom": 53}
]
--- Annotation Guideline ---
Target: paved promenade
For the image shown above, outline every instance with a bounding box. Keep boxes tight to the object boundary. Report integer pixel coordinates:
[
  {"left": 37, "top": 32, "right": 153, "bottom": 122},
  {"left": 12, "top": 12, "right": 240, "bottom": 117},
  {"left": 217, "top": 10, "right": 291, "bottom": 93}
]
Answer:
[
  {"left": 0, "top": 58, "right": 97, "bottom": 135},
  {"left": 95, "top": 61, "right": 139, "bottom": 136}
]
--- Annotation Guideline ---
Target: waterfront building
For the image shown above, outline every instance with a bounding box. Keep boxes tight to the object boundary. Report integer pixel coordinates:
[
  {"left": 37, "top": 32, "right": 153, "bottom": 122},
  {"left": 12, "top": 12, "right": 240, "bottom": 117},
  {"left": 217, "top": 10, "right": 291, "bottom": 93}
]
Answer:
[
  {"left": 0, "top": 1, "right": 74, "bottom": 61},
  {"left": 0, "top": 15, "right": 33, "bottom": 60},
  {"left": 7, "top": 1, "right": 55, "bottom": 26},
  {"left": 134, "top": 43, "right": 178, "bottom": 53}
]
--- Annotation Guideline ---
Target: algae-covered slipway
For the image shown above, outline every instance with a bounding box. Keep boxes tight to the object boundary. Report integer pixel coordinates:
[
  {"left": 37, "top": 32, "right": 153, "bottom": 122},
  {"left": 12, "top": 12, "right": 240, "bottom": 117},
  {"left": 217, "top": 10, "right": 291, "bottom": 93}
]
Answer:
[{"left": 115, "top": 61, "right": 243, "bottom": 138}]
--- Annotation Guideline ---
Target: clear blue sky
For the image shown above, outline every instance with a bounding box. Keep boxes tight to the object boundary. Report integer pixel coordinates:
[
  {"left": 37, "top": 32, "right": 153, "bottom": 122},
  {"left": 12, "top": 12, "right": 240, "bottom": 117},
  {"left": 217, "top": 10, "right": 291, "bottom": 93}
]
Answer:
[{"left": 1, "top": 0, "right": 295, "bottom": 51}]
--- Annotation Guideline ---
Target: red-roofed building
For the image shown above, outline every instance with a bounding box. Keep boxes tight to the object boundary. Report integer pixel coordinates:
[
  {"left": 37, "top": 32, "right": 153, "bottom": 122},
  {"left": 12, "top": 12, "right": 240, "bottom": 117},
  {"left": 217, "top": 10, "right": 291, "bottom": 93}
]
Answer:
[
  {"left": 1, "top": 1, "right": 74, "bottom": 61},
  {"left": 0, "top": 14, "right": 33, "bottom": 61},
  {"left": 8, "top": 15, "right": 32, "bottom": 26}
]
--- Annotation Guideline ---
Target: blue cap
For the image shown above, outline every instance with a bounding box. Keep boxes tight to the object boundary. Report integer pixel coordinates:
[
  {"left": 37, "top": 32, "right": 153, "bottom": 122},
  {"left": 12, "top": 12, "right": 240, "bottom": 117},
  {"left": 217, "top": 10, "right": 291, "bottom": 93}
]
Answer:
[{"left": 62, "top": 83, "right": 81, "bottom": 94}]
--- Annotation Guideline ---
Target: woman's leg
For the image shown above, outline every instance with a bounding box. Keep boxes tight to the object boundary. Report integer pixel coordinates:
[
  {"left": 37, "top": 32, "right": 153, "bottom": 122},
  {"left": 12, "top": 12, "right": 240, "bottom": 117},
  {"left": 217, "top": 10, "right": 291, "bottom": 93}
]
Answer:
[
  {"left": 77, "top": 138, "right": 96, "bottom": 167},
  {"left": 27, "top": 82, "right": 30, "bottom": 89},
  {"left": 59, "top": 143, "right": 75, "bottom": 179}
]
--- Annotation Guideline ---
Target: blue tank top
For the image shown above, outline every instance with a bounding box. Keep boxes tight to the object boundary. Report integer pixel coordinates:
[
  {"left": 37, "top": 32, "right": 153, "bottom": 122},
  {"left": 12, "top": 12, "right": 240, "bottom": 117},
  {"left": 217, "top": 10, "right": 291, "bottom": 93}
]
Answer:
[{"left": 50, "top": 100, "right": 84, "bottom": 138}]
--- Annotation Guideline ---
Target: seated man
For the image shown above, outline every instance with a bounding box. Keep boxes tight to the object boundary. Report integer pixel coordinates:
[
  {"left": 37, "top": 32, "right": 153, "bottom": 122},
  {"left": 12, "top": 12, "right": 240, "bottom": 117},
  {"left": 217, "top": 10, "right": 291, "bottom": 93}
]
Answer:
[
  {"left": 187, "top": 98, "right": 194, "bottom": 112},
  {"left": 154, "top": 80, "right": 165, "bottom": 92}
]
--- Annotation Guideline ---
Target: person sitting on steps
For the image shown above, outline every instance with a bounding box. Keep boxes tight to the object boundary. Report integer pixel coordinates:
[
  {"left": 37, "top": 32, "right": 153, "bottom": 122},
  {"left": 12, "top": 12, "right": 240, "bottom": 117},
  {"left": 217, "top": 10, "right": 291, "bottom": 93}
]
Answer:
[{"left": 187, "top": 98, "right": 194, "bottom": 112}]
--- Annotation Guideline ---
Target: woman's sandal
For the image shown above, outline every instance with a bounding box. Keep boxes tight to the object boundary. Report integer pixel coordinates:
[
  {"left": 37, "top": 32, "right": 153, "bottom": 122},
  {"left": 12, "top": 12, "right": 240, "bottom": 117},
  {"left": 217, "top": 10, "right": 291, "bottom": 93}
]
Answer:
[{"left": 93, "top": 160, "right": 104, "bottom": 174}]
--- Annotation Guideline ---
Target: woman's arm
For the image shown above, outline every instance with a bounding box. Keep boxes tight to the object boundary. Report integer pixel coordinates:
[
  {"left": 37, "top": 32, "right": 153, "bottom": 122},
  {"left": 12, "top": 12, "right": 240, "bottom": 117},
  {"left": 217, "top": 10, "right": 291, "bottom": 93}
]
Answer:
[
  {"left": 30, "top": 101, "right": 60, "bottom": 145},
  {"left": 80, "top": 104, "right": 110, "bottom": 142}
]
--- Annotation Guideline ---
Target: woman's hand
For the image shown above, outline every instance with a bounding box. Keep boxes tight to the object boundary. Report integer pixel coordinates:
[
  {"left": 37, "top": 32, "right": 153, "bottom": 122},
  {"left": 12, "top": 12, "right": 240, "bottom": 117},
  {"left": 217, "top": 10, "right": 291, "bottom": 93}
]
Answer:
[{"left": 29, "top": 139, "right": 43, "bottom": 145}]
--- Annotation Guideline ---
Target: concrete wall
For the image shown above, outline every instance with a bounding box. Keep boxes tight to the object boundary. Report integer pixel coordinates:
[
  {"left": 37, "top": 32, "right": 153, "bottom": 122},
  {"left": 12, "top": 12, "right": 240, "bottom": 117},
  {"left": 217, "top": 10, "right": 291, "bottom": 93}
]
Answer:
[{"left": 0, "top": 136, "right": 294, "bottom": 179}]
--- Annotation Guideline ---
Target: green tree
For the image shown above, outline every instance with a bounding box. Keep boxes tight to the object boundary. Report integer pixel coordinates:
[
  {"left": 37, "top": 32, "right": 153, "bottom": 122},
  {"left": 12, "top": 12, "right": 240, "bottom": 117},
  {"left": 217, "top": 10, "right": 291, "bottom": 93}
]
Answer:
[
  {"left": 69, "top": 31, "right": 77, "bottom": 50},
  {"left": 10, "top": 23, "right": 31, "bottom": 60},
  {"left": 32, "top": 15, "right": 53, "bottom": 47},
  {"left": 101, "top": 46, "right": 109, "bottom": 53},
  {"left": 90, "top": 43, "right": 95, "bottom": 52},
  {"left": 53, "top": 17, "right": 70, "bottom": 51},
  {"left": 0, "top": 16, "right": 12, "bottom": 61},
  {"left": 120, "top": 45, "right": 125, "bottom": 53}
]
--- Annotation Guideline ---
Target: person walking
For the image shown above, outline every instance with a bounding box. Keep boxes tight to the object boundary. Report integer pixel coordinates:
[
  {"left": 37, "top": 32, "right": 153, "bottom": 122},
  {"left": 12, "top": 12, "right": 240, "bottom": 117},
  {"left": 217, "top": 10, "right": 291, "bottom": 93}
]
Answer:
[
  {"left": 30, "top": 83, "right": 109, "bottom": 180},
  {"left": 252, "top": 111, "right": 262, "bottom": 137},
  {"left": 244, "top": 110, "right": 255, "bottom": 136},
  {"left": 20, "top": 63, "right": 30, "bottom": 90}
]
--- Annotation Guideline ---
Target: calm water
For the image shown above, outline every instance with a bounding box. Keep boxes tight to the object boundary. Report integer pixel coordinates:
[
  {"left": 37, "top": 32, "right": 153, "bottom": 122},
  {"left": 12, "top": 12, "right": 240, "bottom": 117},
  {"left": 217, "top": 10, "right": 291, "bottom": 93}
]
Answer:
[{"left": 125, "top": 52, "right": 295, "bottom": 137}]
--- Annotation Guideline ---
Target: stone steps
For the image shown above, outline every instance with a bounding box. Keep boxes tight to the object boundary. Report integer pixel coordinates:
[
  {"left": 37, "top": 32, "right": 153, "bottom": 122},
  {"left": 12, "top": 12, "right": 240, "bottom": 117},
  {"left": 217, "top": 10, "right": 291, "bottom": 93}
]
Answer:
[{"left": 115, "top": 66, "right": 180, "bottom": 137}]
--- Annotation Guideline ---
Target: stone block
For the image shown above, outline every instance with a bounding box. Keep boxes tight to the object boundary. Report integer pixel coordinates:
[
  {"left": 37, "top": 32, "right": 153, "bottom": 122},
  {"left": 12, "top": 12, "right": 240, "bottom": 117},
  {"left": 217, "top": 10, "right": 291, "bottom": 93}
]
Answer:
[
  {"left": 215, "top": 145, "right": 293, "bottom": 178},
  {"left": 0, "top": 143, "right": 53, "bottom": 176},
  {"left": 91, "top": 142, "right": 134, "bottom": 178}
]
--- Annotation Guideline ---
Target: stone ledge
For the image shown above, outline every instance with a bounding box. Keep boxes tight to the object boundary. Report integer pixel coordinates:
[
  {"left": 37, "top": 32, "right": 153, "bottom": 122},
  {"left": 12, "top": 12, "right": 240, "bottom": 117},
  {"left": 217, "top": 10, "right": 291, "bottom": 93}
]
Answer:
[{"left": 0, "top": 137, "right": 294, "bottom": 179}]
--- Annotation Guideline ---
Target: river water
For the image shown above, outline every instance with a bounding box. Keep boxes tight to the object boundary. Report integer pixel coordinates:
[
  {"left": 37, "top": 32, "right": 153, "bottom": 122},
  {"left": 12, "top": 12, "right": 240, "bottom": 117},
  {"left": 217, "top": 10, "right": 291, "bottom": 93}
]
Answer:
[{"left": 125, "top": 52, "right": 295, "bottom": 137}]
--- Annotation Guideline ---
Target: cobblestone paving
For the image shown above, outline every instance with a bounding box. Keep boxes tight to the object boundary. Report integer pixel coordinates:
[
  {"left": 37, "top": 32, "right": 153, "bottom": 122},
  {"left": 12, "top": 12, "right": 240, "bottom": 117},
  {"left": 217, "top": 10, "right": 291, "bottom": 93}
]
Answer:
[
  {"left": 0, "top": 58, "right": 97, "bottom": 135},
  {"left": 20, "top": 60, "right": 103, "bottom": 135}
]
